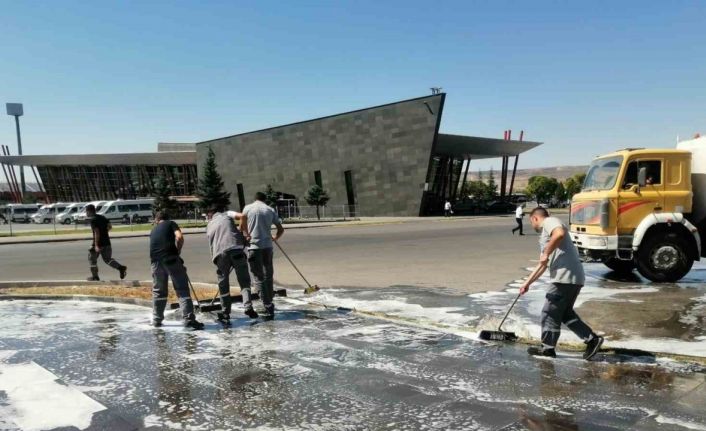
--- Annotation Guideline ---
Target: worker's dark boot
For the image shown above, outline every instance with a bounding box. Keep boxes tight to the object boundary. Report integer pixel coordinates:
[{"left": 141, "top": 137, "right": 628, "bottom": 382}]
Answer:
[
  {"left": 583, "top": 335, "right": 604, "bottom": 360},
  {"left": 263, "top": 304, "right": 275, "bottom": 319},
  {"left": 527, "top": 346, "right": 556, "bottom": 358},
  {"left": 184, "top": 318, "right": 205, "bottom": 331},
  {"left": 152, "top": 319, "right": 163, "bottom": 328},
  {"left": 87, "top": 275, "right": 100, "bottom": 281},
  {"left": 119, "top": 266, "right": 127, "bottom": 280},
  {"left": 215, "top": 312, "right": 231, "bottom": 326},
  {"left": 244, "top": 308, "right": 259, "bottom": 319}
]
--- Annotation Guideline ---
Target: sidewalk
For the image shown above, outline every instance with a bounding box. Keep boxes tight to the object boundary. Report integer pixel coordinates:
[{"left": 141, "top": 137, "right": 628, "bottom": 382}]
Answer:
[{"left": 0, "top": 215, "right": 510, "bottom": 245}]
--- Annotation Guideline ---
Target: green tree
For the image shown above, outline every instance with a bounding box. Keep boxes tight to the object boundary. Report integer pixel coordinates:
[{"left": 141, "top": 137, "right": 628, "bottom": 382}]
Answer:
[
  {"left": 553, "top": 181, "right": 567, "bottom": 204},
  {"left": 153, "top": 174, "right": 179, "bottom": 216},
  {"left": 487, "top": 168, "right": 497, "bottom": 197},
  {"left": 526, "top": 176, "right": 559, "bottom": 204},
  {"left": 264, "top": 184, "right": 279, "bottom": 208},
  {"left": 305, "top": 184, "right": 330, "bottom": 220},
  {"left": 564, "top": 173, "right": 587, "bottom": 198},
  {"left": 196, "top": 146, "right": 230, "bottom": 210}
]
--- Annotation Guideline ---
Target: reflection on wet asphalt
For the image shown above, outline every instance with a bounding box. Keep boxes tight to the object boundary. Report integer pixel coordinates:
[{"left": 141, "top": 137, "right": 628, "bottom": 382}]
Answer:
[{"left": 0, "top": 297, "right": 704, "bottom": 431}]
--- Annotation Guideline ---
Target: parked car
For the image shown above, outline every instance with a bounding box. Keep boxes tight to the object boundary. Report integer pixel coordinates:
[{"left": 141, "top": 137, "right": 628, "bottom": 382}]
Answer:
[
  {"left": 55, "top": 203, "right": 86, "bottom": 224},
  {"left": 31, "top": 203, "right": 72, "bottom": 224},
  {"left": 73, "top": 200, "right": 107, "bottom": 224},
  {"left": 3, "top": 204, "right": 42, "bottom": 223},
  {"left": 484, "top": 201, "right": 516, "bottom": 214},
  {"left": 97, "top": 199, "right": 154, "bottom": 224}
]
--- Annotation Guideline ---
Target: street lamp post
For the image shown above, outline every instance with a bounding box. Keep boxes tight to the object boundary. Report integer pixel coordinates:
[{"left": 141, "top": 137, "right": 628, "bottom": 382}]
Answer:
[{"left": 5, "top": 103, "right": 25, "bottom": 196}]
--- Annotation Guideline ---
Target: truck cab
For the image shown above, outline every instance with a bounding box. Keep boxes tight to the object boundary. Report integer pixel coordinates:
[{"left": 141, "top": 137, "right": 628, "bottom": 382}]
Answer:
[{"left": 571, "top": 147, "right": 702, "bottom": 282}]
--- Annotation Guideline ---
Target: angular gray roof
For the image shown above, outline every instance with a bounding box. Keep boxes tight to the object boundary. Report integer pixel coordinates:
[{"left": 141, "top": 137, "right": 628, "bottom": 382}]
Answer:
[
  {"left": 0, "top": 152, "right": 196, "bottom": 166},
  {"left": 435, "top": 134, "right": 542, "bottom": 159}
]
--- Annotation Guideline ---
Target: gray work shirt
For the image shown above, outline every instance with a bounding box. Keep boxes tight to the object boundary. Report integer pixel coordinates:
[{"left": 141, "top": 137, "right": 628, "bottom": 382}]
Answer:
[
  {"left": 242, "top": 201, "right": 281, "bottom": 250},
  {"left": 539, "top": 216, "right": 585, "bottom": 285},
  {"left": 206, "top": 211, "right": 246, "bottom": 263}
]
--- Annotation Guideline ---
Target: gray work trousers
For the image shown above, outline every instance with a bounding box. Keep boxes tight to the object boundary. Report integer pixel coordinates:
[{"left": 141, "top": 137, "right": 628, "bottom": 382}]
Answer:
[
  {"left": 215, "top": 249, "right": 252, "bottom": 313},
  {"left": 151, "top": 257, "right": 195, "bottom": 323},
  {"left": 541, "top": 283, "right": 595, "bottom": 350},
  {"left": 88, "top": 246, "right": 122, "bottom": 278},
  {"left": 247, "top": 247, "right": 274, "bottom": 309}
]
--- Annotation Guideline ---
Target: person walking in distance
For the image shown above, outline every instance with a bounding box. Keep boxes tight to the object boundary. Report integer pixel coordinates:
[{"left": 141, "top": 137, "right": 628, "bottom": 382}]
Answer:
[
  {"left": 149, "top": 211, "right": 204, "bottom": 330},
  {"left": 86, "top": 204, "right": 127, "bottom": 281},
  {"left": 512, "top": 203, "right": 525, "bottom": 235},
  {"left": 444, "top": 200, "right": 452, "bottom": 217},
  {"left": 206, "top": 205, "right": 257, "bottom": 324},
  {"left": 521, "top": 207, "right": 604, "bottom": 360},
  {"left": 240, "top": 192, "right": 285, "bottom": 318}
]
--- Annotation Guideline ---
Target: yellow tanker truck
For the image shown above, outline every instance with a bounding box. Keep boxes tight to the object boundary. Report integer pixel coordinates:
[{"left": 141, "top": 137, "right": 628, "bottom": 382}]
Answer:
[{"left": 570, "top": 135, "right": 706, "bottom": 282}]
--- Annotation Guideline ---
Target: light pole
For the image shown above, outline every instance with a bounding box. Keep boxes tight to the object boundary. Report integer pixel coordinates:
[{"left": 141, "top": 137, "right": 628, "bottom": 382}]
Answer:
[{"left": 5, "top": 103, "right": 25, "bottom": 196}]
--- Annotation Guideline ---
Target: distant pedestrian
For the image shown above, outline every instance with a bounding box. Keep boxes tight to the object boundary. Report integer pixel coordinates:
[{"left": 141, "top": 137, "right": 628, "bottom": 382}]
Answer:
[
  {"left": 149, "top": 211, "right": 204, "bottom": 330},
  {"left": 444, "top": 200, "right": 452, "bottom": 217},
  {"left": 512, "top": 204, "right": 525, "bottom": 235},
  {"left": 240, "top": 192, "right": 285, "bottom": 318},
  {"left": 520, "top": 207, "right": 603, "bottom": 360},
  {"left": 86, "top": 204, "right": 127, "bottom": 281},
  {"left": 206, "top": 205, "right": 257, "bottom": 324}
]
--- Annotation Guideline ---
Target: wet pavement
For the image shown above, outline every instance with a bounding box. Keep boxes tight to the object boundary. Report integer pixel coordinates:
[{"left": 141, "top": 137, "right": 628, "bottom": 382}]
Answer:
[{"left": 1, "top": 295, "right": 705, "bottom": 431}]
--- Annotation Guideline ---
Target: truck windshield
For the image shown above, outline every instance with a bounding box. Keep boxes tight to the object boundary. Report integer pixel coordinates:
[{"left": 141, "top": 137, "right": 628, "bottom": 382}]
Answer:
[{"left": 583, "top": 156, "right": 623, "bottom": 191}]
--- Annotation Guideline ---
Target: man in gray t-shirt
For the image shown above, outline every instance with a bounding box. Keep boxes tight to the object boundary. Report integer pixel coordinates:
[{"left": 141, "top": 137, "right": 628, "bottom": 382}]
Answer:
[
  {"left": 206, "top": 206, "right": 256, "bottom": 323},
  {"left": 520, "top": 207, "right": 603, "bottom": 360},
  {"left": 240, "top": 192, "right": 285, "bottom": 317}
]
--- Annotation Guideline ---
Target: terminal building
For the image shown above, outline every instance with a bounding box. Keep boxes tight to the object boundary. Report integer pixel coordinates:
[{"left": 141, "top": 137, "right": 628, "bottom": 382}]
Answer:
[
  {"left": 0, "top": 94, "right": 541, "bottom": 216},
  {"left": 197, "top": 94, "right": 541, "bottom": 216}
]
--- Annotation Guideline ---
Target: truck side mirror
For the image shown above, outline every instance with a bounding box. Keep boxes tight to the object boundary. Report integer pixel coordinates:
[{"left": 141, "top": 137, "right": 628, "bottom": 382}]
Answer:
[{"left": 638, "top": 167, "right": 647, "bottom": 187}]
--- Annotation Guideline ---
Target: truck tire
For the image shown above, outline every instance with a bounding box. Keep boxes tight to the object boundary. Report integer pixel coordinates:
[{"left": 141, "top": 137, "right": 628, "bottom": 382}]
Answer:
[
  {"left": 636, "top": 232, "right": 693, "bottom": 282},
  {"left": 602, "top": 257, "right": 635, "bottom": 273}
]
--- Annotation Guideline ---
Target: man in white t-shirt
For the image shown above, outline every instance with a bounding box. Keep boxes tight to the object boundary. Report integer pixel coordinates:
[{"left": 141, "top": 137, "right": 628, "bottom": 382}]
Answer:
[
  {"left": 519, "top": 207, "right": 604, "bottom": 360},
  {"left": 444, "top": 200, "right": 452, "bottom": 217},
  {"left": 240, "top": 192, "right": 285, "bottom": 317},
  {"left": 512, "top": 204, "right": 525, "bottom": 235}
]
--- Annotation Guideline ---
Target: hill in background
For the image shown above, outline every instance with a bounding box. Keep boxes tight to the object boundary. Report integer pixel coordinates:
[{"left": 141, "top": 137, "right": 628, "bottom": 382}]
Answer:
[{"left": 467, "top": 165, "right": 588, "bottom": 192}]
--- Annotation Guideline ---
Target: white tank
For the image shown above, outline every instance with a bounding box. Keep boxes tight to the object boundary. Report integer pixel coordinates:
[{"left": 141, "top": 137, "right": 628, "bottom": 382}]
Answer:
[{"left": 677, "top": 135, "right": 706, "bottom": 225}]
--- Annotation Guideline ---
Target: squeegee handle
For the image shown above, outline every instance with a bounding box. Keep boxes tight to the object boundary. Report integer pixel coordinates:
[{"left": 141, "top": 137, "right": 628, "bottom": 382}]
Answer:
[{"left": 274, "top": 240, "right": 313, "bottom": 289}]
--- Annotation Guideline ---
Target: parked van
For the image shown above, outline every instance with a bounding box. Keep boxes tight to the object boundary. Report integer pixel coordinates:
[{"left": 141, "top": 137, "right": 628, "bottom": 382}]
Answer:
[
  {"left": 73, "top": 201, "right": 107, "bottom": 224},
  {"left": 3, "top": 204, "right": 42, "bottom": 223},
  {"left": 97, "top": 199, "right": 154, "bottom": 224},
  {"left": 55, "top": 203, "right": 86, "bottom": 224},
  {"left": 31, "top": 203, "right": 72, "bottom": 224}
]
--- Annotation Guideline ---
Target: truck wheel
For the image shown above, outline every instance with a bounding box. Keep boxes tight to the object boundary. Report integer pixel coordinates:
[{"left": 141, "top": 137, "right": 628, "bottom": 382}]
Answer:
[
  {"left": 636, "top": 232, "right": 693, "bottom": 282},
  {"left": 602, "top": 257, "right": 635, "bottom": 273}
]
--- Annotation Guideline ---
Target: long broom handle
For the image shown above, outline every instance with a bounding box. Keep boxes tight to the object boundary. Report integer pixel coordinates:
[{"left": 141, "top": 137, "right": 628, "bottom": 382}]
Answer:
[
  {"left": 498, "top": 293, "right": 521, "bottom": 331},
  {"left": 274, "top": 240, "right": 313, "bottom": 289},
  {"left": 498, "top": 264, "right": 544, "bottom": 330}
]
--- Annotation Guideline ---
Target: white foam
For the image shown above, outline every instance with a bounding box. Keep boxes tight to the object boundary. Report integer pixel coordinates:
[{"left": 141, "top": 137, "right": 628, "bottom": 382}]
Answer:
[
  {"left": 654, "top": 415, "right": 706, "bottom": 430},
  {"left": 0, "top": 361, "right": 106, "bottom": 431}
]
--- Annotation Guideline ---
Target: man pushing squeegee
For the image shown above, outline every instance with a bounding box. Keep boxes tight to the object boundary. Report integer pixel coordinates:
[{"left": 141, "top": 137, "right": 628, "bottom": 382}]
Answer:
[{"left": 480, "top": 208, "right": 604, "bottom": 361}]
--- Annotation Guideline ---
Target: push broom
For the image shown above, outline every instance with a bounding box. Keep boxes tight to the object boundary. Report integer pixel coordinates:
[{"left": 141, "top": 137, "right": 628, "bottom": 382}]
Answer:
[
  {"left": 274, "top": 240, "right": 320, "bottom": 294},
  {"left": 478, "top": 264, "right": 544, "bottom": 342}
]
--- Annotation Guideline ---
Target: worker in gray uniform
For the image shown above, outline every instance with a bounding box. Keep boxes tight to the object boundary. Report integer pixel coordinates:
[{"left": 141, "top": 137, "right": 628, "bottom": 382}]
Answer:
[
  {"left": 206, "top": 205, "right": 257, "bottom": 324},
  {"left": 149, "top": 211, "right": 204, "bottom": 330},
  {"left": 240, "top": 192, "right": 285, "bottom": 317},
  {"left": 520, "top": 207, "right": 604, "bottom": 360}
]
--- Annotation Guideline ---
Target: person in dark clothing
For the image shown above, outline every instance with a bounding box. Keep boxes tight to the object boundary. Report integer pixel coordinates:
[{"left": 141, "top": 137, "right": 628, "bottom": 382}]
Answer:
[
  {"left": 86, "top": 204, "right": 127, "bottom": 281},
  {"left": 149, "top": 211, "right": 204, "bottom": 330}
]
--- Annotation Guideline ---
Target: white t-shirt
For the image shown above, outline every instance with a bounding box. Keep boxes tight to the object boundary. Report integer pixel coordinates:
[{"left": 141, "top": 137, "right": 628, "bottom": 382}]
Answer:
[
  {"left": 444, "top": 202, "right": 451, "bottom": 210},
  {"left": 515, "top": 206, "right": 523, "bottom": 218},
  {"left": 242, "top": 201, "right": 282, "bottom": 250}
]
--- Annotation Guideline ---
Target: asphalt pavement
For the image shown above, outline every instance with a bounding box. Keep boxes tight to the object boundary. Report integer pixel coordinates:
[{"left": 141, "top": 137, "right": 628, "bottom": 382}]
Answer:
[{"left": 0, "top": 216, "right": 541, "bottom": 293}]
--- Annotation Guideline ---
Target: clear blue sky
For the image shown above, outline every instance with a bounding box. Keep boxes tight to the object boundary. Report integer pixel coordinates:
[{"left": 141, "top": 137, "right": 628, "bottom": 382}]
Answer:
[{"left": 1, "top": 0, "right": 705, "bottom": 172}]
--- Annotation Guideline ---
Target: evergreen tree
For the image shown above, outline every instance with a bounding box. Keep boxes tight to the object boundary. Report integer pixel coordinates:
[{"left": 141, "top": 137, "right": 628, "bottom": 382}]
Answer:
[
  {"left": 305, "top": 184, "right": 330, "bottom": 220},
  {"left": 153, "top": 174, "right": 179, "bottom": 216},
  {"left": 487, "top": 168, "right": 497, "bottom": 197},
  {"left": 196, "top": 146, "right": 230, "bottom": 210}
]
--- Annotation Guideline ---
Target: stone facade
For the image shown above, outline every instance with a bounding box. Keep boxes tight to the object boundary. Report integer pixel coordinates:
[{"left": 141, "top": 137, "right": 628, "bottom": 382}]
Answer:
[{"left": 196, "top": 94, "right": 445, "bottom": 216}]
